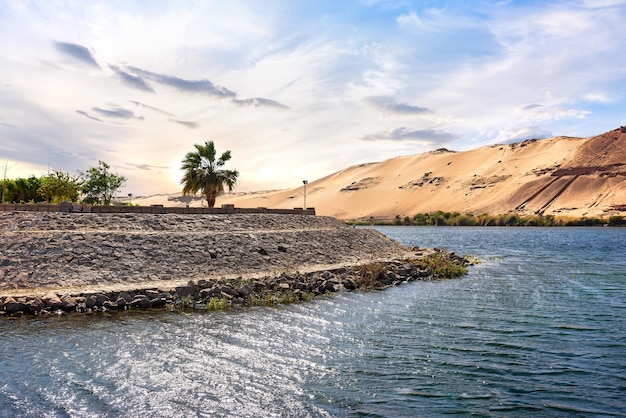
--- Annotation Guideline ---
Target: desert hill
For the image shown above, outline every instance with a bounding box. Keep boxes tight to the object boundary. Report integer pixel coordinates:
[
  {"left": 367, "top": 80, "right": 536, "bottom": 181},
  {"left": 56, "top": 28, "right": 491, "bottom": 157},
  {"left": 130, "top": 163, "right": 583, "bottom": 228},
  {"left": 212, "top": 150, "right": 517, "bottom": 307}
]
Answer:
[{"left": 134, "top": 126, "right": 626, "bottom": 221}]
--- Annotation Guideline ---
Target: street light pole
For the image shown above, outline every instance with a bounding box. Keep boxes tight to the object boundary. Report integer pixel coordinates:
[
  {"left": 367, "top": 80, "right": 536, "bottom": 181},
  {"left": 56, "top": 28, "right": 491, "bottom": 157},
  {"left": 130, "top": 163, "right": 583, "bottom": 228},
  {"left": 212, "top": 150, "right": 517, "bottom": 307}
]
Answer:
[{"left": 302, "top": 180, "right": 308, "bottom": 210}]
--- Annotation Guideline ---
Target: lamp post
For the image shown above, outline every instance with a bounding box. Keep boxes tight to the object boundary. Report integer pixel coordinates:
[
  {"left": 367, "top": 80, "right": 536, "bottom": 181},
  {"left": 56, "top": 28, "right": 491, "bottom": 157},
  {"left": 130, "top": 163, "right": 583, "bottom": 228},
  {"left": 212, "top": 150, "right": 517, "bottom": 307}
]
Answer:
[
  {"left": 128, "top": 193, "right": 132, "bottom": 205},
  {"left": 302, "top": 180, "right": 308, "bottom": 210}
]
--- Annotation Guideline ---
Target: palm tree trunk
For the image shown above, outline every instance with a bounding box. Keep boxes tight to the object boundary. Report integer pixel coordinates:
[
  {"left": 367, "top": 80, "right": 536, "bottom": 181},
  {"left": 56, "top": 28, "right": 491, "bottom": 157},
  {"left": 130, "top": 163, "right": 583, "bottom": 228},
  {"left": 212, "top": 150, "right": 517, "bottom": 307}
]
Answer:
[{"left": 205, "top": 189, "right": 218, "bottom": 207}]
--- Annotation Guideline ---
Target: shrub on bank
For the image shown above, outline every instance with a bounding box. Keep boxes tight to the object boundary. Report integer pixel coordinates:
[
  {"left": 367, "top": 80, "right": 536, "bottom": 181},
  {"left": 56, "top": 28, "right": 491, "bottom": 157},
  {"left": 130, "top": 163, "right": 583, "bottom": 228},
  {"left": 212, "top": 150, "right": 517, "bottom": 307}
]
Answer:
[
  {"left": 415, "top": 253, "right": 468, "bottom": 278},
  {"left": 352, "top": 212, "right": 626, "bottom": 227}
]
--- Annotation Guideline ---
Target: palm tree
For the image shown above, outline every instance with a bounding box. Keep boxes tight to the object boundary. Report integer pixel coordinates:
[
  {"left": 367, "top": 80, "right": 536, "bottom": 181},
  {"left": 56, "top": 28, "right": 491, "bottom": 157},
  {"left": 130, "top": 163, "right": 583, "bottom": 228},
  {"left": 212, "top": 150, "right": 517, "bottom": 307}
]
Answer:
[{"left": 180, "top": 140, "right": 239, "bottom": 207}]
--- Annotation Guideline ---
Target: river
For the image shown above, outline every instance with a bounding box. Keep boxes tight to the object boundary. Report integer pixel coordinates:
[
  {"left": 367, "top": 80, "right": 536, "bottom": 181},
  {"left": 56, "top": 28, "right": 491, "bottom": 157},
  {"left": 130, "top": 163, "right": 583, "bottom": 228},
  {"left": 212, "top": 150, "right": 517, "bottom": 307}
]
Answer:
[{"left": 1, "top": 227, "right": 625, "bottom": 417}]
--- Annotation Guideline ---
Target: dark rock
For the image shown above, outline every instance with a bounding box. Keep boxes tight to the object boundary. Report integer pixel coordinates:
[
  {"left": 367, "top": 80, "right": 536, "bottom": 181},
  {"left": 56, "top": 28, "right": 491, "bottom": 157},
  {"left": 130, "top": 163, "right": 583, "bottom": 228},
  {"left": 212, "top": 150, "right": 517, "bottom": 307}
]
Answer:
[
  {"left": 175, "top": 286, "right": 196, "bottom": 297},
  {"left": 197, "top": 279, "right": 210, "bottom": 289},
  {"left": 237, "top": 284, "right": 254, "bottom": 297},
  {"left": 61, "top": 295, "right": 77, "bottom": 311},
  {"left": 342, "top": 278, "right": 356, "bottom": 290},
  {"left": 115, "top": 297, "right": 127, "bottom": 308},
  {"left": 291, "top": 281, "right": 308, "bottom": 291},
  {"left": 4, "top": 297, "right": 29, "bottom": 314},
  {"left": 102, "top": 300, "right": 118, "bottom": 309},
  {"left": 85, "top": 296, "right": 97, "bottom": 309},
  {"left": 94, "top": 294, "right": 108, "bottom": 305},
  {"left": 119, "top": 292, "right": 133, "bottom": 303},
  {"left": 150, "top": 297, "right": 166, "bottom": 307},
  {"left": 256, "top": 247, "right": 268, "bottom": 256},
  {"left": 220, "top": 291, "right": 234, "bottom": 300},
  {"left": 131, "top": 297, "right": 152, "bottom": 309},
  {"left": 325, "top": 281, "right": 338, "bottom": 292},
  {"left": 378, "top": 271, "right": 397, "bottom": 285},
  {"left": 220, "top": 285, "right": 238, "bottom": 298},
  {"left": 417, "top": 269, "right": 431, "bottom": 277},
  {"left": 5, "top": 302, "right": 29, "bottom": 314},
  {"left": 277, "top": 245, "right": 288, "bottom": 253},
  {"left": 27, "top": 297, "right": 45, "bottom": 313}
]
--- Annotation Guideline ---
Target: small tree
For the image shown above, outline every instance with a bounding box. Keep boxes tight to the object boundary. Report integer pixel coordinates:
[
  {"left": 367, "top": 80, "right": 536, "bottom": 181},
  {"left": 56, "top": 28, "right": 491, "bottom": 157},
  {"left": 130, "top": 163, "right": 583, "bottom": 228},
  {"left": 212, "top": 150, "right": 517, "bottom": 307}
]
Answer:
[
  {"left": 39, "top": 170, "right": 81, "bottom": 203},
  {"left": 15, "top": 176, "right": 43, "bottom": 202},
  {"left": 1, "top": 178, "right": 16, "bottom": 204},
  {"left": 180, "top": 140, "right": 239, "bottom": 207},
  {"left": 81, "top": 161, "right": 126, "bottom": 205}
]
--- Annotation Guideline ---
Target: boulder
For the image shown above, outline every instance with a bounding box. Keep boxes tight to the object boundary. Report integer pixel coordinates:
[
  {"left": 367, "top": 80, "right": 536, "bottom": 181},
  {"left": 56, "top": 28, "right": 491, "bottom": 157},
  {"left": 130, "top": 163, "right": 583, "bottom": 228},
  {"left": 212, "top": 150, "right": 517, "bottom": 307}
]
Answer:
[
  {"left": 5, "top": 301, "right": 29, "bottom": 315},
  {"left": 325, "top": 281, "right": 338, "bottom": 292},
  {"left": 94, "top": 294, "right": 109, "bottom": 305},
  {"left": 42, "top": 292, "right": 62, "bottom": 309},
  {"left": 118, "top": 292, "right": 133, "bottom": 303},
  {"left": 343, "top": 278, "right": 357, "bottom": 291},
  {"left": 175, "top": 285, "right": 196, "bottom": 298},
  {"left": 61, "top": 295, "right": 77, "bottom": 311},
  {"left": 199, "top": 288, "right": 214, "bottom": 299},
  {"left": 131, "top": 297, "right": 152, "bottom": 309},
  {"left": 237, "top": 284, "right": 254, "bottom": 297},
  {"left": 85, "top": 296, "right": 97, "bottom": 309},
  {"left": 219, "top": 285, "right": 238, "bottom": 298},
  {"left": 102, "top": 300, "right": 118, "bottom": 309},
  {"left": 27, "top": 297, "right": 45, "bottom": 313}
]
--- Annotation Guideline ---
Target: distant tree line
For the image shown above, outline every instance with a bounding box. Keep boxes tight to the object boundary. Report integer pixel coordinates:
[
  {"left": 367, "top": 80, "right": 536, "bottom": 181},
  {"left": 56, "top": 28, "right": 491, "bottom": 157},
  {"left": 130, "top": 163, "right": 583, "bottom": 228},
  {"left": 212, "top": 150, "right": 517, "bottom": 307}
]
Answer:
[
  {"left": 1, "top": 161, "right": 125, "bottom": 205},
  {"left": 389, "top": 211, "right": 626, "bottom": 227},
  {"left": 379, "top": 211, "right": 625, "bottom": 227}
]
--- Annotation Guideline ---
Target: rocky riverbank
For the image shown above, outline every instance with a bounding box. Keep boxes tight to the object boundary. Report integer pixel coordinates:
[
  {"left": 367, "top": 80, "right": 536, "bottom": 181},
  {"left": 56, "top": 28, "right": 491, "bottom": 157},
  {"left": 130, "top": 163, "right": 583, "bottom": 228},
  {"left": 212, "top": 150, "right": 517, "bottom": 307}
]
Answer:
[{"left": 0, "top": 212, "right": 469, "bottom": 317}]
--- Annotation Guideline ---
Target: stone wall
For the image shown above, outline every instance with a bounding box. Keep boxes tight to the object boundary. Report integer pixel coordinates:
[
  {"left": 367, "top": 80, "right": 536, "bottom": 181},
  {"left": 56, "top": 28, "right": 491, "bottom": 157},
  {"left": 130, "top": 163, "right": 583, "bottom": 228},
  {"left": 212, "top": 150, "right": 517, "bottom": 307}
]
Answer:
[
  {"left": 0, "top": 203, "right": 315, "bottom": 216},
  {"left": 0, "top": 212, "right": 411, "bottom": 298}
]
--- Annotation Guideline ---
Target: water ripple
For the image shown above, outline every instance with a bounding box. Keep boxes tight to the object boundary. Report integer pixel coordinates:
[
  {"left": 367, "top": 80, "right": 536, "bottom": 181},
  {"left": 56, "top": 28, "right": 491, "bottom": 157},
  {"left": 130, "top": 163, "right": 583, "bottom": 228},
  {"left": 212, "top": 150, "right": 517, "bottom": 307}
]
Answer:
[{"left": 2, "top": 227, "right": 625, "bottom": 417}]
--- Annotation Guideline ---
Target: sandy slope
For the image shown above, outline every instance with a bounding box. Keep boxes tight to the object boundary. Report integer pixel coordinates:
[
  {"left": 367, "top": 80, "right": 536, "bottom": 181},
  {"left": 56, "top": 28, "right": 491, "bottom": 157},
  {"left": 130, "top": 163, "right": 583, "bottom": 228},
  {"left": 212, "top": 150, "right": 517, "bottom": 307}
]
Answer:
[{"left": 133, "top": 127, "right": 626, "bottom": 221}]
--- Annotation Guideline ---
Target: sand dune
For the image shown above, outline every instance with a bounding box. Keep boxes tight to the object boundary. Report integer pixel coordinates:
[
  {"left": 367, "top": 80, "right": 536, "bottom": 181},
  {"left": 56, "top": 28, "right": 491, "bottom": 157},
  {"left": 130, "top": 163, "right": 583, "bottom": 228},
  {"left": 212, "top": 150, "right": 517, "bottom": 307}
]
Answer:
[{"left": 133, "top": 126, "right": 626, "bottom": 221}]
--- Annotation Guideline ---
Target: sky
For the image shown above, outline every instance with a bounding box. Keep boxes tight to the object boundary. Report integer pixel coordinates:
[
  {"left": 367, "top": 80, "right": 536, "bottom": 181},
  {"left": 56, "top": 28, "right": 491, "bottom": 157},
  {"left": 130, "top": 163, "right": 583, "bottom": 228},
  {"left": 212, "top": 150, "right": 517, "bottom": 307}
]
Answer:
[{"left": 1, "top": 0, "right": 625, "bottom": 196}]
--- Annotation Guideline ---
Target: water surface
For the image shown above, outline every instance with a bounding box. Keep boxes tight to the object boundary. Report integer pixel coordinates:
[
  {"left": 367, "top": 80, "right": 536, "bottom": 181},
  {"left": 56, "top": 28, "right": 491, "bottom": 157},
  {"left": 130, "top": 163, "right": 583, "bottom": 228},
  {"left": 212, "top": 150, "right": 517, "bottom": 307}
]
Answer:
[{"left": 1, "top": 227, "right": 625, "bottom": 417}]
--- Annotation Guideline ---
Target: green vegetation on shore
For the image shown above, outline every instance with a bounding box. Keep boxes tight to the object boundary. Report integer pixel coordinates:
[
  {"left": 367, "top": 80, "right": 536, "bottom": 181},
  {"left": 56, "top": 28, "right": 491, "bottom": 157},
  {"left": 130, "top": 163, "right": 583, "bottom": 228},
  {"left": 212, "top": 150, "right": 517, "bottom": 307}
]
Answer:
[
  {"left": 159, "top": 254, "right": 470, "bottom": 314},
  {"left": 1, "top": 160, "right": 125, "bottom": 205},
  {"left": 349, "top": 211, "right": 626, "bottom": 227}
]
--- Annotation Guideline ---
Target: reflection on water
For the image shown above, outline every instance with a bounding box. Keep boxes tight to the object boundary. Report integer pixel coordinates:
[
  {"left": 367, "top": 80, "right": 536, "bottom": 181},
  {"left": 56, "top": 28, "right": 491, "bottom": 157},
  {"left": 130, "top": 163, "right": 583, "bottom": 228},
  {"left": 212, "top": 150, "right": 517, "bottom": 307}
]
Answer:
[{"left": 1, "top": 227, "right": 625, "bottom": 417}]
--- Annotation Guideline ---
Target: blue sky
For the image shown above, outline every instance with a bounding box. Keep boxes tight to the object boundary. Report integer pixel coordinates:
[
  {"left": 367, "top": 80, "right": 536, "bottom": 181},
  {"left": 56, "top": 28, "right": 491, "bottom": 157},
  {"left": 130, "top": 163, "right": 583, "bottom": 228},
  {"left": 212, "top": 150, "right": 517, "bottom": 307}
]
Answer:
[{"left": 1, "top": 0, "right": 625, "bottom": 195}]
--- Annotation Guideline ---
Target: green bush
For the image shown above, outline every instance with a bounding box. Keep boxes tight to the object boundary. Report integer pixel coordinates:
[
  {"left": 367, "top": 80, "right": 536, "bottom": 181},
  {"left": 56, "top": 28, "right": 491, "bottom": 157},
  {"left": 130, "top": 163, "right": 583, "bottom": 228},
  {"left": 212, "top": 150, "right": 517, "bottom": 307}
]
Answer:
[
  {"left": 206, "top": 297, "right": 230, "bottom": 311},
  {"left": 417, "top": 253, "right": 468, "bottom": 278}
]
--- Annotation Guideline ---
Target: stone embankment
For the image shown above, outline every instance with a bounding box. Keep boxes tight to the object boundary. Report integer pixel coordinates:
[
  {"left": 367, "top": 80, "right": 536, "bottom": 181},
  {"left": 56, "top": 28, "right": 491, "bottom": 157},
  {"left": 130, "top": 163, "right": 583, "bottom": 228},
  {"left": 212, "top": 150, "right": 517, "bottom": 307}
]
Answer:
[{"left": 0, "top": 212, "right": 469, "bottom": 317}]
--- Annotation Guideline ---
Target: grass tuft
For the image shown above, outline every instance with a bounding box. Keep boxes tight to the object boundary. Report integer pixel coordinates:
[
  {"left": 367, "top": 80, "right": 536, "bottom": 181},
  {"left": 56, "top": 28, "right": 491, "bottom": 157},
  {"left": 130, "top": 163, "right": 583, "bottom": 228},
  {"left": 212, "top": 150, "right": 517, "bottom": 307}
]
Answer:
[{"left": 416, "top": 253, "right": 468, "bottom": 278}]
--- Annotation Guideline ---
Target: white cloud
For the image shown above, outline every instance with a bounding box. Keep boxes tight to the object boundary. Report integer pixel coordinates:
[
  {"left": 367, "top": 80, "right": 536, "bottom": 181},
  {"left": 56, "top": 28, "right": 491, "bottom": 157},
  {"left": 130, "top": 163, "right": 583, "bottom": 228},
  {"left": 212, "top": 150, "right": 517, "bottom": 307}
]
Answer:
[
  {"left": 583, "top": 93, "right": 611, "bottom": 103},
  {"left": 0, "top": 0, "right": 625, "bottom": 196}
]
